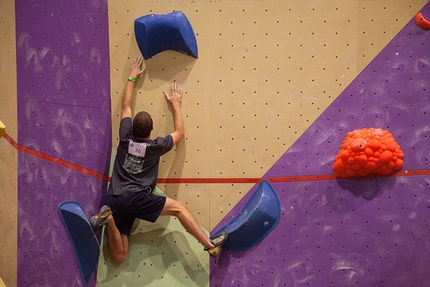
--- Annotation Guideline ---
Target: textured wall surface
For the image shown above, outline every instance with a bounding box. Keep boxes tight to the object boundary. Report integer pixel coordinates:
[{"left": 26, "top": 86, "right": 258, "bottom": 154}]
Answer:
[
  {"left": 0, "top": 0, "right": 17, "bottom": 285},
  {"left": 107, "top": 0, "right": 427, "bottom": 232},
  {"left": 15, "top": 1, "right": 111, "bottom": 286},
  {"left": 212, "top": 2, "right": 430, "bottom": 286},
  {"left": 1, "top": 0, "right": 429, "bottom": 286}
]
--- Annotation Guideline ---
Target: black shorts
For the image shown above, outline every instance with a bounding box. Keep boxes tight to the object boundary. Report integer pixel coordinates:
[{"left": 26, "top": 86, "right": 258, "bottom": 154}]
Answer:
[{"left": 104, "top": 189, "right": 166, "bottom": 236}]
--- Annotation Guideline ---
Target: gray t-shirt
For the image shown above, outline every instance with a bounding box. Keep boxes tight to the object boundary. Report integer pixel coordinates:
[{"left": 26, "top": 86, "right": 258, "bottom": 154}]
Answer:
[{"left": 107, "top": 117, "right": 173, "bottom": 195}]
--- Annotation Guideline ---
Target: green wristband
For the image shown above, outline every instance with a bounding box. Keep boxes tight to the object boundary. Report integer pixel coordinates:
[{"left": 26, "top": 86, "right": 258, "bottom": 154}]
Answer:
[{"left": 128, "top": 76, "right": 136, "bottom": 82}]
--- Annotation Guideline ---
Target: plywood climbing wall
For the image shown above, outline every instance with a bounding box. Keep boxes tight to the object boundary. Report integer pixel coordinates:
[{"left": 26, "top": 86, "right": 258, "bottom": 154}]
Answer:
[
  {"left": 104, "top": 1, "right": 429, "bottom": 286},
  {"left": 108, "top": 0, "right": 428, "bottom": 231},
  {"left": 212, "top": 1, "right": 430, "bottom": 286},
  {"left": 0, "top": 0, "right": 17, "bottom": 285},
  {"left": 1, "top": 0, "right": 429, "bottom": 287}
]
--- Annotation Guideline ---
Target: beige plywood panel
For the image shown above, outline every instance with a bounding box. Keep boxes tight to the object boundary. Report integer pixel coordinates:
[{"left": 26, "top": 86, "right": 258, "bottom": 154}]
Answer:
[
  {"left": 0, "top": 0, "right": 17, "bottom": 286},
  {"left": 160, "top": 183, "right": 211, "bottom": 227},
  {"left": 0, "top": 0, "right": 18, "bottom": 140},
  {"left": 357, "top": 1, "right": 426, "bottom": 72},
  {"left": 108, "top": 0, "right": 426, "bottom": 231},
  {"left": 0, "top": 143, "right": 17, "bottom": 287}
]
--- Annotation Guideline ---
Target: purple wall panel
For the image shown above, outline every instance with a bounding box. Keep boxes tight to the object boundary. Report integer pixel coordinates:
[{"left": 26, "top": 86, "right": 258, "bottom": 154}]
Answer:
[
  {"left": 17, "top": 102, "right": 111, "bottom": 174},
  {"left": 16, "top": 0, "right": 111, "bottom": 171},
  {"left": 212, "top": 2, "right": 430, "bottom": 287},
  {"left": 16, "top": 1, "right": 111, "bottom": 286},
  {"left": 18, "top": 155, "right": 108, "bottom": 287}
]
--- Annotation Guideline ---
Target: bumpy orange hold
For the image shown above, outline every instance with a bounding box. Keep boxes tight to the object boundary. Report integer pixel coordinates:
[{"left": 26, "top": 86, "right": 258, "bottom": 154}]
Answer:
[{"left": 333, "top": 128, "right": 404, "bottom": 178}]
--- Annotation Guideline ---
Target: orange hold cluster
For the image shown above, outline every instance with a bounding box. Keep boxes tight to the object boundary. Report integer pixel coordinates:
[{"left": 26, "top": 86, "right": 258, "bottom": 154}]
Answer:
[{"left": 333, "top": 128, "right": 404, "bottom": 178}]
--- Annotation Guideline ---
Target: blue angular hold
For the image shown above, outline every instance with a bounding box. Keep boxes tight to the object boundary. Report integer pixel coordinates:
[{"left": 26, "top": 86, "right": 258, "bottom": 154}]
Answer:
[
  {"left": 58, "top": 201, "right": 100, "bottom": 287},
  {"left": 134, "top": 11, "right": 198, "bottom": 59},
  {"left": 213, "top": 180, "right": 281, "bottom": 251}
]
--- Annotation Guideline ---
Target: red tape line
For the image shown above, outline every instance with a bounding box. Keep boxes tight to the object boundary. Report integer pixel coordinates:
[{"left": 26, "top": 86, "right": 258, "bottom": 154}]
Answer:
[
  {"left": 3, "top": 132, "right": 111, "bottom": 182},
  {"left": 3, "top": 132, "right": 428, "bottom": 184}
]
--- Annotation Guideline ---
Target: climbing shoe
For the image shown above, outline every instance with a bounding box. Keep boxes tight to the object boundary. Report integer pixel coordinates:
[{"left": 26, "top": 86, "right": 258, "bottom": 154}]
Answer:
[
  {"left": 89, "top": 205, "right": 111, "bottom": 231},
  {"left": 205, "top": 231, "right": 228, "bottom": 257}
]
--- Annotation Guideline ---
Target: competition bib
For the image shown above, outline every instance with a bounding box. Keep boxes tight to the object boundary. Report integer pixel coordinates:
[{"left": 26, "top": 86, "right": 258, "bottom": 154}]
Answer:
[{"left": 128, "top": 140, "right": 148, "bottom": 158}]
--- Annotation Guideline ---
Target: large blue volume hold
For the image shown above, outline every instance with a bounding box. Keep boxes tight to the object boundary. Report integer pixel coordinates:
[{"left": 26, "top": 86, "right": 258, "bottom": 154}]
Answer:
[
  {"left": 58, "top": 201, "right": 100, "bottom": 287},
  {"left": 134, "top": 11, "right": 198, "bottom": 59},
  {"left": 212, "top": 180, "right": 281, "bottom": 251}
]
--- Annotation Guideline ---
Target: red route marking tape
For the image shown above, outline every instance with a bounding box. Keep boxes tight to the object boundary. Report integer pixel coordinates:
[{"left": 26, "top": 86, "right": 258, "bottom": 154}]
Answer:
[
  {"left": 157, "top": 170, "right": 430, "bottom": 184},
  {"left": 3, "top": 132, "right": 110, "bottom": 182},
  {"left": 157, "top": 178, "right": 261, "bottom": 184},
  {"left": 3, "top": 132, "right": 429, "bottom": 184}
]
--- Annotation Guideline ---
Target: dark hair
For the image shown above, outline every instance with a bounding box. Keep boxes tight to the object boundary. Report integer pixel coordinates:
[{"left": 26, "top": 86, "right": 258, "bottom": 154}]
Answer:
[{"left": 133, "top": 111, "right": 153, "bottom": 138}]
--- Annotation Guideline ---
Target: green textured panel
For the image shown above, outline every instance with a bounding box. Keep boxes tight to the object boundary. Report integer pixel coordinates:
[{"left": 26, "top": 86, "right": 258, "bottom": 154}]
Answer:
[{"left": 96, "top": 187, "right": 210, "bottom": 287}]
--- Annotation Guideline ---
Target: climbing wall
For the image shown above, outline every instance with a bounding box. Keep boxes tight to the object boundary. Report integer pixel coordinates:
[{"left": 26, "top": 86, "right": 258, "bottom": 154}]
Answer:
[
  {"left": 105, "top": 1, "right": 428, "bottom": 287},
  {"left": 13, "top": 1, "right": 111, "bottom": 286},
  {"left": 1, "top": 0, "right": 428, "bottom": 287},
  {"left": 107, "top": 0, "right": 427, "bottom": 232},
  {"left": 212, "top": 2, "right": 430, "bottom": 286},
  {"left": 0, "top": 0, "right": 17, "bottom": 285}
]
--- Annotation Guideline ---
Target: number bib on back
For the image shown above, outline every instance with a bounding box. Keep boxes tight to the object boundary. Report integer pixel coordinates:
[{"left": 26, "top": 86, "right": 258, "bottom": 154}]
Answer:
[
  {"left": 128, "top": 140, "right": 148, "bottom": 157},
  {"left": 123, "top": 140, "right": 148, "bottom": 174}
]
